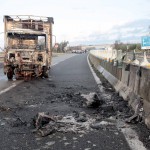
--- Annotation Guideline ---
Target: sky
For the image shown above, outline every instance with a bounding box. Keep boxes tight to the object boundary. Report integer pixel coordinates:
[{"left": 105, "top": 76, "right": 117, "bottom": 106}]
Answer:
[{"left": 0, "top": 0, "right": 150, "bottom": 48}]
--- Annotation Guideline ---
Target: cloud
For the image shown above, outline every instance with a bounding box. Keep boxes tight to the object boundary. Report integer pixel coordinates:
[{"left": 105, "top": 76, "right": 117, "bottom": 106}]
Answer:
[
  {"left": 0, "top": 0, "right": 150, "bottom": 47},
  {"left": 69, "top": 19, "right": 150, "bottom": 45}
]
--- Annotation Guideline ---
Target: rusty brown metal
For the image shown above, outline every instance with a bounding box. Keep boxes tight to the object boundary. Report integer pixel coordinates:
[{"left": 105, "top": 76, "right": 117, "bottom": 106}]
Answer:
[{"left": 3, "top": 15, "right": 54, "bottom": 80}]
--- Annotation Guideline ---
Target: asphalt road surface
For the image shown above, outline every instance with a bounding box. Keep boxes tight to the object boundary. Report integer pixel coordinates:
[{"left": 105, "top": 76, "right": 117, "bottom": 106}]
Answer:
[{"left": 0, "top": 53, "right": 148, "bottom": 150}]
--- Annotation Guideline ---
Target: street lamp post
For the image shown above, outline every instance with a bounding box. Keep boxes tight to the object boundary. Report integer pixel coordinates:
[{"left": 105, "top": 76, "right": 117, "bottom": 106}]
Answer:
[
  {"left": 0, "top": 32, "right": 4, "bottom": 51},
  {"left": 52, "top": 34, "right": 56, "bottom": 45},
  {"left": 51, "top": 34, "right": 58, "bottom": 52}
]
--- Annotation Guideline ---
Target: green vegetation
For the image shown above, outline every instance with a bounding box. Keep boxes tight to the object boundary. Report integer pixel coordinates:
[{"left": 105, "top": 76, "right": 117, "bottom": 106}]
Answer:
[
  {"left": 113, "top": 40, "right": 141, "bottom": 52},
  {"left": 53, "top": 41, "right": 69, "bottom": 53}
]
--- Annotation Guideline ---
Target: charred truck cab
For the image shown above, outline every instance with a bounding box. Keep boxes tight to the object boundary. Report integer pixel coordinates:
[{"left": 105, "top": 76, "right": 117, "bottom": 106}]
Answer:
[{"left": 3, "top": 15, "right": 54, "bottom": 80}]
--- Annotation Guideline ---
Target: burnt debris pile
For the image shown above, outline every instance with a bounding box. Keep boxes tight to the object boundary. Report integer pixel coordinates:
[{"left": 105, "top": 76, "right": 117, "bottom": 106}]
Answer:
[
  {"left": 31, "top": 112, "right": 96, "bottom": 137},
  {"left": 81, "top": 92, "right": 104, "bottom": 108}
]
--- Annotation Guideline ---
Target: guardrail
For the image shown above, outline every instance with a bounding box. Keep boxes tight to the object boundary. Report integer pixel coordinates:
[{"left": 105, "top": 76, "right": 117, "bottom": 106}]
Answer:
[
  {"left": 90, "top": 49, "right": 150, "bottom": 67},
  {"left": 89, "top": 50, "right": 150, "bottom": 129}
]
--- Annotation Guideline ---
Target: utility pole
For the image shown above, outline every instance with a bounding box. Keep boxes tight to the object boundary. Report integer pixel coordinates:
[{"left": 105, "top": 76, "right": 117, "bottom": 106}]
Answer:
[{"left": 52, "top": 35, "right": 56, "bottom": 45}]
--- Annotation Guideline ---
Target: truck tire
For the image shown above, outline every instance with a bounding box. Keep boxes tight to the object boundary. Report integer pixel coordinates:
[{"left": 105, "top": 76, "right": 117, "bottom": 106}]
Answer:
[
  {"left": 7, "top": 68, "right": 13, "bottom": 80},
  {"left": 15, "top": 73, "right": 20, "bottom": 80},
  {"left": 42, "top": 66, "right": 49, "bottom": 78}
]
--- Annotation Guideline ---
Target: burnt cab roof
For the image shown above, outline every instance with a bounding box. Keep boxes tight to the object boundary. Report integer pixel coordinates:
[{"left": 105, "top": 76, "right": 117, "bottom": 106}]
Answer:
[{"left": 4, "top": 15, "right": 54, "bottom": 24}]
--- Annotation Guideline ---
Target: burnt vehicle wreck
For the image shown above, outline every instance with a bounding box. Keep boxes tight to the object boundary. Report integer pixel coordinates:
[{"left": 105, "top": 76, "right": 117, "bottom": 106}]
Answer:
[{"left": 3, "top": 15, "right": 54, "bottom": 80}]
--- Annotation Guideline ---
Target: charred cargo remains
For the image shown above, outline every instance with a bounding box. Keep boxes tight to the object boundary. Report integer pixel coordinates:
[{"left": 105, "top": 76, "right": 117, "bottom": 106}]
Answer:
[{"left": 3, "top": 15, "right": 54, "bottom": 80}]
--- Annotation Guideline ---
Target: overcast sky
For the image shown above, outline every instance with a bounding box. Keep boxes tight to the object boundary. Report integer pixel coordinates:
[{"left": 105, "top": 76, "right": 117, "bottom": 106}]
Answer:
[{"left": 0, "top": 0, "right": 150, "bottom": 47}]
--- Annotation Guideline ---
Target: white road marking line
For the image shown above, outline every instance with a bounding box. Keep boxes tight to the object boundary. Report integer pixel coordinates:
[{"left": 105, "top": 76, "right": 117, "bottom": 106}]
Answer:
[
  {"left": 0, "top": 83, "right": 16, "bottom": 95},
  {"left": 51, "top": 63, "right": 57, "bottom": 66},
  {"left": 121, "top": 127, "right": 147, "bottom": 150},
  {"left": 87, "top": 54, "right": 147, "bottom": 150}
]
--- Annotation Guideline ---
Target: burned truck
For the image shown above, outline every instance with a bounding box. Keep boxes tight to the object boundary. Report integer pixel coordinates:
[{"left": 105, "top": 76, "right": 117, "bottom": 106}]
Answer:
[{"left": 3, "top": 15, "right": 54, "bottom": 80}]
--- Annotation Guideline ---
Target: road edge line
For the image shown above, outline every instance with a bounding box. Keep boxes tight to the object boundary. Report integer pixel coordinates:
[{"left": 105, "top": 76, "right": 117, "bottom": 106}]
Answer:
[{"left": 87, "top": 54, "right": 102, "bottom": 85}]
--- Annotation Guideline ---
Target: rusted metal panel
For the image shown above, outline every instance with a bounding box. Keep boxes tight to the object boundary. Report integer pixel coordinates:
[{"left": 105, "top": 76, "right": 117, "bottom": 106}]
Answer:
[{"left": 3, "top": 15, "right": 54, "bottom": 80}]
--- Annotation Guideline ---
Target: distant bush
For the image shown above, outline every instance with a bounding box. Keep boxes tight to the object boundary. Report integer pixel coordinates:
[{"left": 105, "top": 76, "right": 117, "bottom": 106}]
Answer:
[{"left": 113, "top": 40, "right": 141, "bottom": 52}]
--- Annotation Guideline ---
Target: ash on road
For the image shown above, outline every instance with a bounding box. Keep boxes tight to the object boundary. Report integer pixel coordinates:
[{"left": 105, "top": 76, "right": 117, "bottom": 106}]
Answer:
[{"left": 0, "top": 53, "right": 149, "bottom": 150}]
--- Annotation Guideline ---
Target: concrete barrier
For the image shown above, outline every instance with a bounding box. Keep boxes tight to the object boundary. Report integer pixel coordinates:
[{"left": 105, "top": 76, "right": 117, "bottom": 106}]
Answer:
[{"left": 89, "top": 51, "right": 150, "bottom": 129}]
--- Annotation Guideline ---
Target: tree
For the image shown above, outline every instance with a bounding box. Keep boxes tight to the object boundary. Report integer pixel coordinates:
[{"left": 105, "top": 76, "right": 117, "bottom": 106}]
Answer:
[
  {"left": 114, "top": 40, "right": 121, "bottom": 50},
  {"left": 136, "top": 44, "right": 141, "bottom": 50},
  {"left": 113, "top": 40, "right": 141, "bottom": 52},
  {"left": 56, "top": 41, "right": 69, "bottom": 53},
  {"left": 114, "top": 40, "right": 127, "bottom": 52},
  {"left": 129, "top": 44, "right": 136, "bottom": 50}
]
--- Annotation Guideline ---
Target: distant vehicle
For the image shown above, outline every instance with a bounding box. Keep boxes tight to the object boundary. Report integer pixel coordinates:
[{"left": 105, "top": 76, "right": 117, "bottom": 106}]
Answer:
[
  {"left": 72, "top": 50, "right": 76, "bottom": 53},
  {"left": 3, "top": 15, "right": 54, "bottom": 80},
  {"left": 76, "top": 50, "right": 83, "bottom": 54},
  {"left": 72, "top": 50, "right": 84, "bottom": 54},
  {"left": 84, "top": 49, "right": 88, "bottom": 53}
]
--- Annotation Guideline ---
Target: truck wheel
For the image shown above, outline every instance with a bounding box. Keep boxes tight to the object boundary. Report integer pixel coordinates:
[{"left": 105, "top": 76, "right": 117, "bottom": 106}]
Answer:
[
  {"left": 14, "top": 69, "right": 20, "bottom": 80},
  {"left": 15, "top": 74, "right": 20, "bottom": 80},
  {"left": 42, "top": 66, "right": 49, "bottom": 78},
  {"left": 7, "top": 68, "right": 13, "bottom": 80}
]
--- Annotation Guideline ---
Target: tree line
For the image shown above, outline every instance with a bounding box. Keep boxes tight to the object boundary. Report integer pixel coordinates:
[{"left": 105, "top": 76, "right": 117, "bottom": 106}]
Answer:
[
  {"left": 113, "top": 40, "right": 141, "bottom": 52},
  {"left": 53, "top": 41, "right": 69, "bottom": 53}
]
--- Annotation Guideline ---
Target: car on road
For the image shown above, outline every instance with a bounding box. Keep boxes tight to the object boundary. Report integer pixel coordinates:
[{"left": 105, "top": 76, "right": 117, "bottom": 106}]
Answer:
[{"left": 72, "top": 50, "right": 84, "bottom": 54}]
